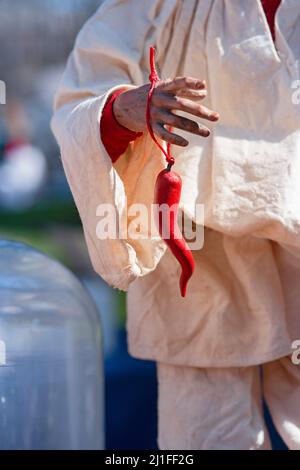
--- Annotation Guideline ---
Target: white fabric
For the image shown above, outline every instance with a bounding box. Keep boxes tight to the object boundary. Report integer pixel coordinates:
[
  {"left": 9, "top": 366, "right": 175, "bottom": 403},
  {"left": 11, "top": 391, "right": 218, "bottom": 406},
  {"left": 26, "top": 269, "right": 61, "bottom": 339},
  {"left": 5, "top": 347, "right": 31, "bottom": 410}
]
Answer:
[
  {"left": 157, "top": 357, "right": 300, "bottom": 450},
  {"left": 126, "top": 228, "right": 300, "bottom": 367},
  {"left": 51, "top": 0, "right": 300, "bottom": 366}
]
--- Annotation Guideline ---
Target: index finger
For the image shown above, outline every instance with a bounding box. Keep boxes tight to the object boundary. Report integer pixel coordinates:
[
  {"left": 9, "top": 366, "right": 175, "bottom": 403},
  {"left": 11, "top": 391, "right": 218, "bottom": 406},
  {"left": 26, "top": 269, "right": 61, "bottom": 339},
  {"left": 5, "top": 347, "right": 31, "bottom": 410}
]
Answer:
[{"left": 159, "top": 76, "right": 206, "bottom": 93}]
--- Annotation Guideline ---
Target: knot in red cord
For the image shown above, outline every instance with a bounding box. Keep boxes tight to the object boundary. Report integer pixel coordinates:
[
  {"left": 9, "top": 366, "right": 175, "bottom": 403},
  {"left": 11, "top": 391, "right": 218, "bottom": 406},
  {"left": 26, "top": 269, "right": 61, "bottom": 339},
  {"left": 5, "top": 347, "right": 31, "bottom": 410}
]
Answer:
[{"left": 148, "top": 71, "right": 159, "bottom": 83}]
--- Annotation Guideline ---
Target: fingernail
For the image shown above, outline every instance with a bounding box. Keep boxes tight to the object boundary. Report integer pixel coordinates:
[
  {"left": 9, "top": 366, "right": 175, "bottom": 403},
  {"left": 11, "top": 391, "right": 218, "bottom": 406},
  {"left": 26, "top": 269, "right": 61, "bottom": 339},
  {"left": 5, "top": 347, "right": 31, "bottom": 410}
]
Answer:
[
  {"left": 198, "top": 130, "right": 209, "bottom": 137},
  {"left": 196, "top": 80, "right": 205, "bottom": 88}
]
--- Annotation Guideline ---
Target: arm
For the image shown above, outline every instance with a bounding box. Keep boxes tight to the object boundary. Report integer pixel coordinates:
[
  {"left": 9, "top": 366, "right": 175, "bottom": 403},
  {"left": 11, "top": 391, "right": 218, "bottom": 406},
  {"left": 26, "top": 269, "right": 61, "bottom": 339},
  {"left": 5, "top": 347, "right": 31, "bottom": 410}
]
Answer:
[{"left": 51, "top": 0, "right": 218, "bottom": 291}]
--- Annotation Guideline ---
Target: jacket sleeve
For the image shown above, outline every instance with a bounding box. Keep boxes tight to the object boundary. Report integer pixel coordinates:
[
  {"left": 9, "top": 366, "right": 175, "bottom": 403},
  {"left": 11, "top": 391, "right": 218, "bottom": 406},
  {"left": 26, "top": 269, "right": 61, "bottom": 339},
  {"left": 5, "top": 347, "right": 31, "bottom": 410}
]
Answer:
[{"left": 51, "top": 0, "right": 179, "bottom": 291}]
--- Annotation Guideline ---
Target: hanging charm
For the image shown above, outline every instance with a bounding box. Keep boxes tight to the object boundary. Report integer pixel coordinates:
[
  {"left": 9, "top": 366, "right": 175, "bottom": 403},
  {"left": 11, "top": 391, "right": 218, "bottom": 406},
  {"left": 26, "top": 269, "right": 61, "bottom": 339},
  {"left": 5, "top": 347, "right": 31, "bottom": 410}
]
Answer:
[{"left": 146, "top": 46, "right": 195, "bottom": 297}]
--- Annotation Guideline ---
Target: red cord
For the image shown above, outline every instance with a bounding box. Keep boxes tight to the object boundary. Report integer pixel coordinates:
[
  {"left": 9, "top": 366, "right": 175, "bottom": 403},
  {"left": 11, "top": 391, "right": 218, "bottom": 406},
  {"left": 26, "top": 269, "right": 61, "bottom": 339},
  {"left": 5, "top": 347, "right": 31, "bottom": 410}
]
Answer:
[{"left": 146, "top": 46, "right": 175, "bottom": 167}]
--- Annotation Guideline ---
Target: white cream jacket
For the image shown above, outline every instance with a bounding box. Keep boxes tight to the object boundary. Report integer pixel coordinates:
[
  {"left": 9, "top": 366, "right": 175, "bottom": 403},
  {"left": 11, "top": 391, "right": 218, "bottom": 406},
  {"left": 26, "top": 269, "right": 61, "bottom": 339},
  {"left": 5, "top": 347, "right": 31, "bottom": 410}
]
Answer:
[{"left": 51, "top": 0, "right": 300, "bottom": 367}]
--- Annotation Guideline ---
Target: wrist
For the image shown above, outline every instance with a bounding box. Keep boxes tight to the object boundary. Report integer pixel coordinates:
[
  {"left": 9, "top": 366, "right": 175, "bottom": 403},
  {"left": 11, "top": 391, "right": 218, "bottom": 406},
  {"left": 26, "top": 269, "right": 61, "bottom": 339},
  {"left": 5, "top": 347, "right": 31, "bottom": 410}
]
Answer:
[
  {"left": 108, "top": 89, "right": 143, "bottom": 136},
  {"left": 112, "top": 89, "right": 142, "bottom": 135}
]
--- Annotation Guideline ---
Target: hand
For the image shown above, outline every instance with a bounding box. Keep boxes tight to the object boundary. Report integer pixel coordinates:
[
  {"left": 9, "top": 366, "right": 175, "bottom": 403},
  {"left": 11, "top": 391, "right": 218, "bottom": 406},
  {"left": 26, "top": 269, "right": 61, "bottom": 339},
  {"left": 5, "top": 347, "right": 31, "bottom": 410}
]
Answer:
[{"left": 113, "top": 76, "right": 219, "bottom": 147}]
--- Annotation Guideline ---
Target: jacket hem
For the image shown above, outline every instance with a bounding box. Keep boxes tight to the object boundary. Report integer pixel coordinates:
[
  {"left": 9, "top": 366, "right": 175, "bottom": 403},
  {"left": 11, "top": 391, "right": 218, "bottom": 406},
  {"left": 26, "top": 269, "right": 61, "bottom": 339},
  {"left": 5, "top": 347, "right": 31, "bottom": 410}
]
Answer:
[{"left": 127, "top": 343, "right": 293, "bottom": 368}]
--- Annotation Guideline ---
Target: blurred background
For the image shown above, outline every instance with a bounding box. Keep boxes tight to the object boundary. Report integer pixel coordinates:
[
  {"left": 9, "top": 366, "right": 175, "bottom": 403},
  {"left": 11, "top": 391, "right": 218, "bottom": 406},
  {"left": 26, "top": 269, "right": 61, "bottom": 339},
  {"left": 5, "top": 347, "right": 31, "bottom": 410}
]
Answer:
[{"left": 0, "top": 0, "right": 157, "bottom": 450}]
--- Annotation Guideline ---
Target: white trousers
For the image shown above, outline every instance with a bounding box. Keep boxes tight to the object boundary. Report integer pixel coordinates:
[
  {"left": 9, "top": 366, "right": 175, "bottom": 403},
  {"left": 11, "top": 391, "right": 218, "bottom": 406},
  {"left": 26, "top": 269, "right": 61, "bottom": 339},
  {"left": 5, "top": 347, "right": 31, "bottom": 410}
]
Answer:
[{"left": 157, "top": 356, "right": 300, "bottom": 450}]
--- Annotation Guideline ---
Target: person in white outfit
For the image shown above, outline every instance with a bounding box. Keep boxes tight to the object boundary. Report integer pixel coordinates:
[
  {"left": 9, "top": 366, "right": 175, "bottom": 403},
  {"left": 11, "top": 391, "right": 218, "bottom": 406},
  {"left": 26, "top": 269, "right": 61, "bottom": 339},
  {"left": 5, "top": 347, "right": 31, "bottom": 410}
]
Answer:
[{"left": 51, "top": 0, "right": 300, "bottom": 449}]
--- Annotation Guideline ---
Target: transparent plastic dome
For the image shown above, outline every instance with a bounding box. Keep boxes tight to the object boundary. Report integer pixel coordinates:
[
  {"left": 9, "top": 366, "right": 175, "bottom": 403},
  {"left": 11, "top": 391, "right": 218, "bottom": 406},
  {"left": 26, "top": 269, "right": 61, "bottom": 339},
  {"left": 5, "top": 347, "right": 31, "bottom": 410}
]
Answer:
[{"left": 0, "top": 240, "right": 104, "bottom": 449}]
